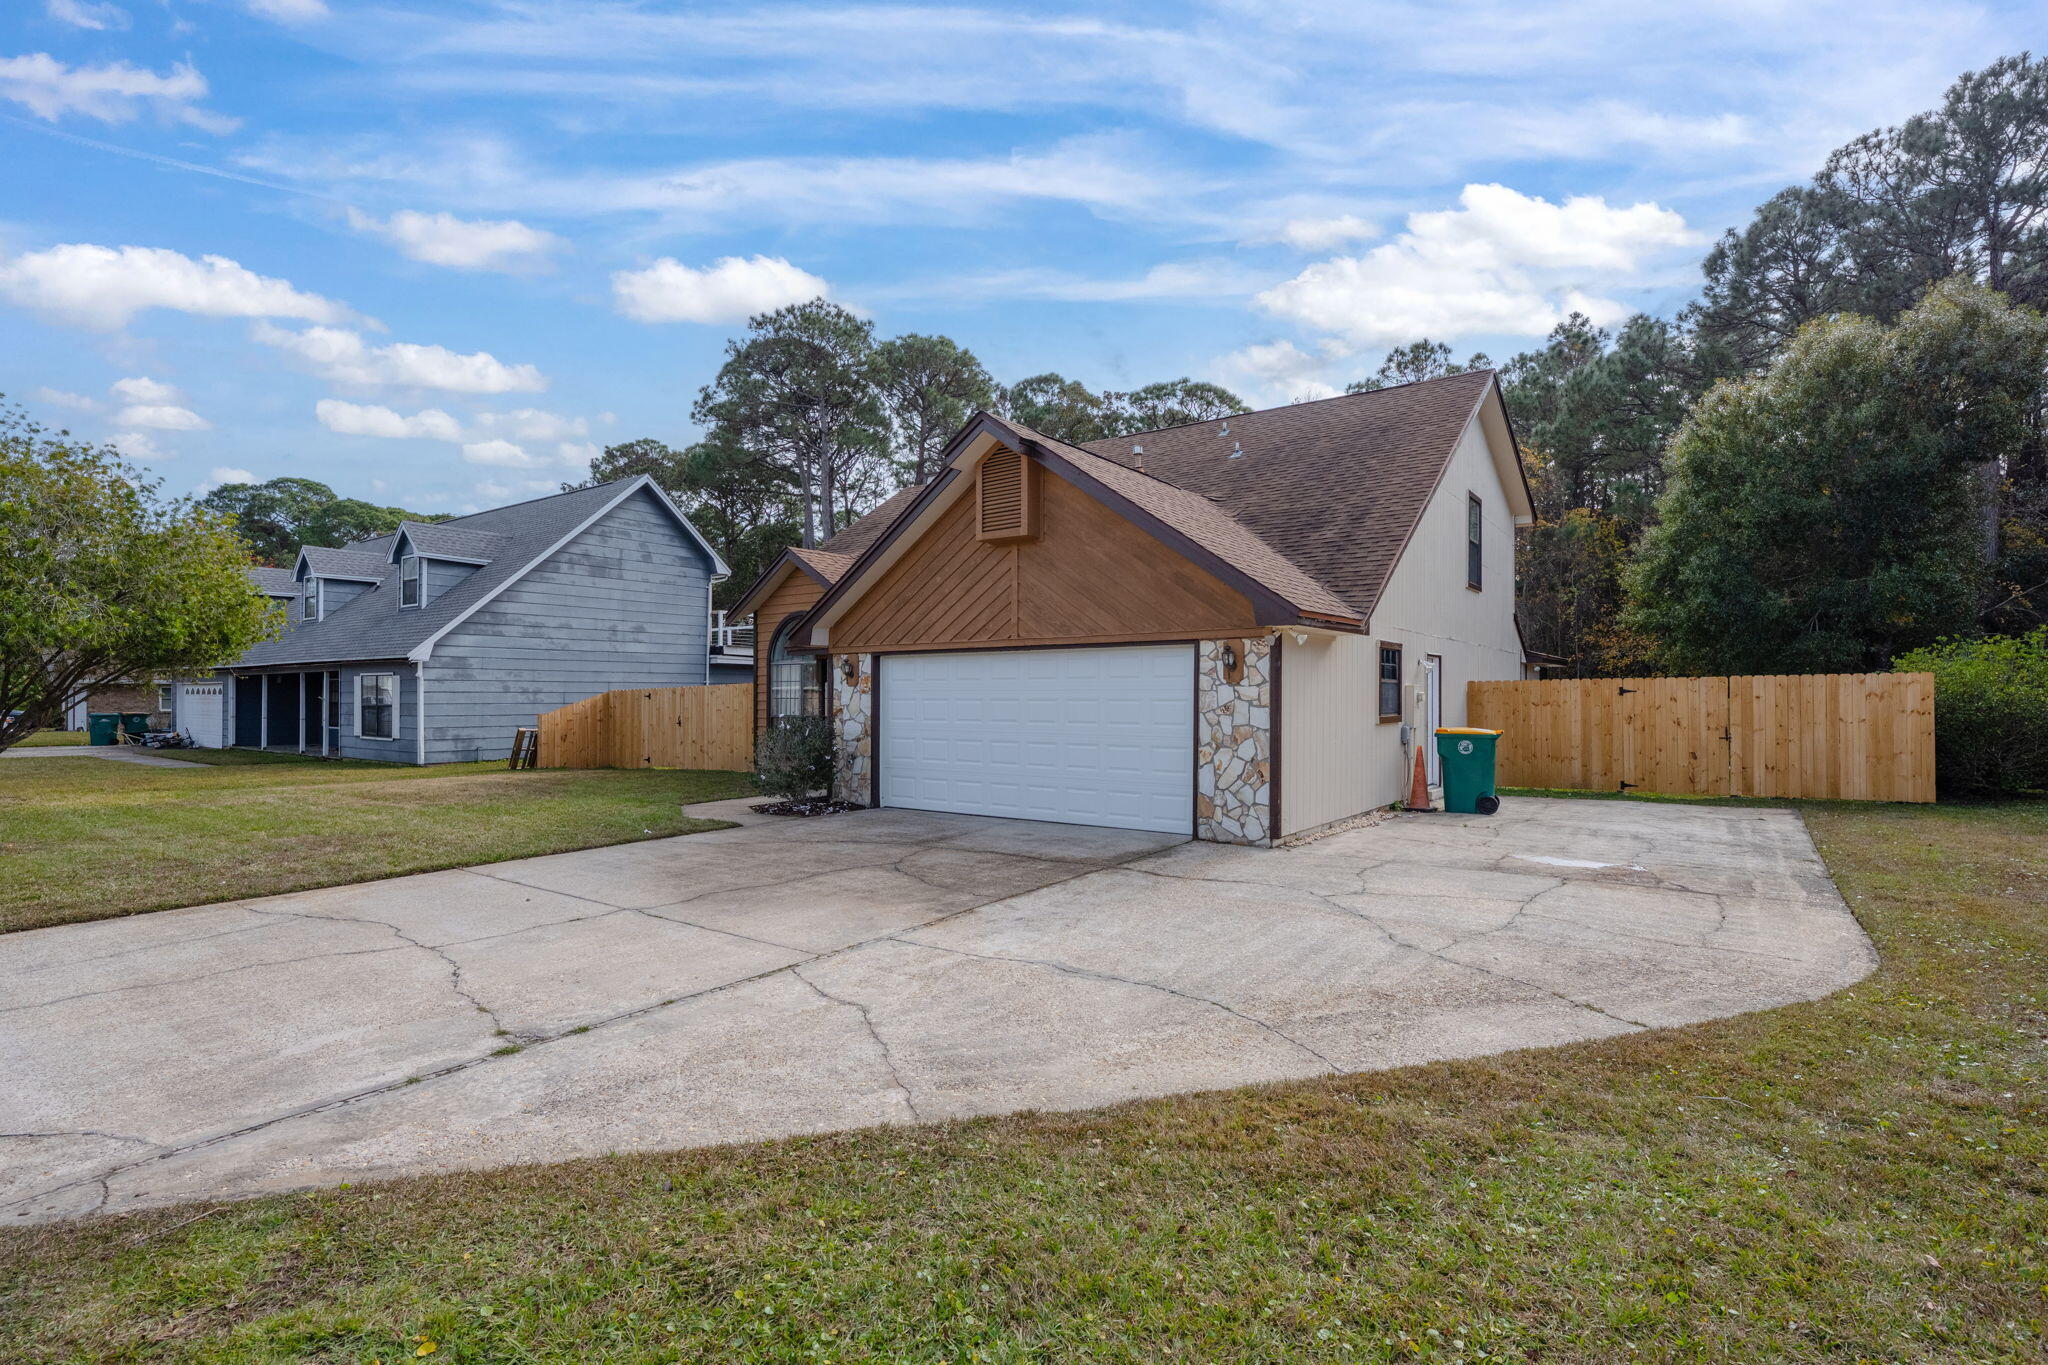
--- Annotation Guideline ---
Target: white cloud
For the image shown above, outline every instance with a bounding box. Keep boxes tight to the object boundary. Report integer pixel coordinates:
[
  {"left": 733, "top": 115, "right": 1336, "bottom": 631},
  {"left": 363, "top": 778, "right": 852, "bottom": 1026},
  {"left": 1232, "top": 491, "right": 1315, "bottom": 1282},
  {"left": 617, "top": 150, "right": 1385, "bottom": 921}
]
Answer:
[
  {"left": 471, "top": 408, "right": 587, "bottom": 442},
  {"left": 460, "top": 438, "right": 542, "bottom": 468},
  {"left": 110, "top": 375, "right": 179, "bottom": 404},
  {"left": 46, "top": 0, "right": 130, "bottom": 31},
  {"left": 611, "top": 255, "right": 828, "bottom": 324},
  {"left": 909, "top": 259, "right": 1263, "bottom": 305},
  {"left": 475, "top": 477, "right": 561, "bottom": 502},
  {"left": 109, "top": 430, "right": 166, "bottom": 460},
  {"left": 254, "top": 323, "right": 547, "bottom": 393},
  {"left": 1255, "top": 183, "right": 1700, "bottom": 351},
  {"left": 556, "top": 441, "right": 600, "bottom": 468},
  {"left": 1274, "top": 215, "right": 1378, "bottom": 251},
  {"left": 315, "top": 398, "right": 463, "bottom": 441},
  {"left": 114, "top": 403, "right": 209, "bottom": 431},
  {"left": 0, "top": 54, "right": 231, "bottom": 132},
  {"left": 105, "top": 376, "right": 206, "bottom": 431},
  {"left": 344, "top": 208, "right": 562, "bottom": 272},
  {"left": 198, "top": 465, "right": 256, "bottom": 493},
  {"left": 243, "top": 0, "right": 328, "bottom": 22},
  {"left": 32, "top": 386, "right": 97, "bottom": 410},
  {"left": 0, "top": 244, "right": 354, "bottom": 331}
]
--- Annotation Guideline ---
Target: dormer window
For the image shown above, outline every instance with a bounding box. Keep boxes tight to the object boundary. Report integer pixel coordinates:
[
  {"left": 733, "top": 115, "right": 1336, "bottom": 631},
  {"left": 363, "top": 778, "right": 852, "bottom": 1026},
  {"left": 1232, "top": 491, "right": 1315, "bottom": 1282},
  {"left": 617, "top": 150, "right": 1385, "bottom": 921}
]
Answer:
[
  {"left": 301, "top": 579, "right": 321, "bottom": 622},
  {"left": 399, "top": 555, "right": 421, "bottom": 608}
]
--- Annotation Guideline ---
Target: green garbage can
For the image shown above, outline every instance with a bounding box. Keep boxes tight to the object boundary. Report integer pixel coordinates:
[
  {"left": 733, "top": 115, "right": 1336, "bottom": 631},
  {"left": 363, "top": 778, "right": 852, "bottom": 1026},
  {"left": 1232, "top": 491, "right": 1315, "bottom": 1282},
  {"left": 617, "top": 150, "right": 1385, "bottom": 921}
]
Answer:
[
  {"left": 1435, "top": 727, "right": 1502, "bottom": 815},
  {"left": 121, "top": 713, "right": 152, "bottom": 737},
  {"left": 87, "top": 713, "right": 121, "bottom": 746}
]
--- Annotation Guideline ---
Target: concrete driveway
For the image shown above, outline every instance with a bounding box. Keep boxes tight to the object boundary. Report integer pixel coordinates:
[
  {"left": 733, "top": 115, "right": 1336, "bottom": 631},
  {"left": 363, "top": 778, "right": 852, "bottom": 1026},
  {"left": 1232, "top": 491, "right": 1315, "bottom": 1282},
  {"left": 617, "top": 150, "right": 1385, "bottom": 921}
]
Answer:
[{"left": 1, "top": 798, "right": 1874, "bottom": 1223}]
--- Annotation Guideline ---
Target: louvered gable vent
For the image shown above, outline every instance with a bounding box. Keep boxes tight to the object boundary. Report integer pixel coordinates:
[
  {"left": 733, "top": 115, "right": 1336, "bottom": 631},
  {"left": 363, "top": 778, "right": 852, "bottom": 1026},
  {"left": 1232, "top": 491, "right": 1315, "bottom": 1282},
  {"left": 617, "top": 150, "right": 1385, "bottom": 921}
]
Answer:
[{"left": 975, "top": 444, "right": 1036, "bottom": 542}]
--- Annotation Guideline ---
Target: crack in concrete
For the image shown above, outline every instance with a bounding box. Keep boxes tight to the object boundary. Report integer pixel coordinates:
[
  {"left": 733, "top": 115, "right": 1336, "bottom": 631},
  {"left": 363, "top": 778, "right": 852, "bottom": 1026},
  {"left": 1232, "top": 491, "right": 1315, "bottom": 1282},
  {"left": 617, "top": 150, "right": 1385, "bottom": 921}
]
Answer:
[
  {"left": 243, "top": 906, "right": 511, "bottom": 1038},
  {"left": 3, "top": 832, "right": 1172, "bottom": 1221},
  {"left": 890, "top": 935, "right": 1338, "bottom": 1072},
  {"left": 789, "top": 967, "right": 923, "bottom": 1121},
  {"left": 0, "top": 1128, "right": 157, "bottom": 1147},
  {"left": 1120, "top": 860, "right": 1655, "bottom": 1034},
  {"left": 0, "top": 944, "right": 414, "bottom": 1017}
]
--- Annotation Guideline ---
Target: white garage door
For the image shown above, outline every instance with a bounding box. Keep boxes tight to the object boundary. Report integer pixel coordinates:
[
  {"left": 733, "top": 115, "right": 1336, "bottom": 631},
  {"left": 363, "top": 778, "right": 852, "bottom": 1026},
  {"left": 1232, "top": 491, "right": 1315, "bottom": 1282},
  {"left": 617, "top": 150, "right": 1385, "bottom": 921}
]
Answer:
[
  {"left": 177, "top": 681, "right": 224, "bottom": 748},
  {"left": 878, "top": 645, "right": 1194, "bottom": 835}
]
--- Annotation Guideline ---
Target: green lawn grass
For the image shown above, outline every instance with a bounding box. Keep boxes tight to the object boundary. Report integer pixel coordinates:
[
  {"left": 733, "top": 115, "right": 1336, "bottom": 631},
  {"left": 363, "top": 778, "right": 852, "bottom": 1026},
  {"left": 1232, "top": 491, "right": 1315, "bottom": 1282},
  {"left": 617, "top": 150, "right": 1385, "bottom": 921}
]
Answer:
[
  {"left": 13, "top": 728, "right": 85, "bottom": 747},
  {"left": 1, "top": 797, "right": 2040, "bottom": 1362},
  {"left": 0, "top": 754, "right": 755, "bottom": 935}
]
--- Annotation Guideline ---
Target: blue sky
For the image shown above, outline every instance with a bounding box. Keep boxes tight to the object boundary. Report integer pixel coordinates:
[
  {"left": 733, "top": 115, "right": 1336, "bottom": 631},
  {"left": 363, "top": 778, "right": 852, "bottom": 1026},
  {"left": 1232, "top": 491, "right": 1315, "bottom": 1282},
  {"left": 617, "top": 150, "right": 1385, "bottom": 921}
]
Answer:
[{"left": 1, "top": 0, "right": 2035, "bottom": 514}]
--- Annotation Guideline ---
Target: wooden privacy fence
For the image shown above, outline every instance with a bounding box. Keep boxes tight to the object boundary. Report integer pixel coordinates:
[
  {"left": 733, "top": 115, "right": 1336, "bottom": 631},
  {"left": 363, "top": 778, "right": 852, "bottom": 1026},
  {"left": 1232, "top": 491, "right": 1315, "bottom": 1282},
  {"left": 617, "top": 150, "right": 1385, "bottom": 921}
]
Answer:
[
  {"left": 1467, "top": 673, "right": 1935, "bottom": 802},
  {"left": 535, "top": 684, "right": 752, "bottom": 771}
]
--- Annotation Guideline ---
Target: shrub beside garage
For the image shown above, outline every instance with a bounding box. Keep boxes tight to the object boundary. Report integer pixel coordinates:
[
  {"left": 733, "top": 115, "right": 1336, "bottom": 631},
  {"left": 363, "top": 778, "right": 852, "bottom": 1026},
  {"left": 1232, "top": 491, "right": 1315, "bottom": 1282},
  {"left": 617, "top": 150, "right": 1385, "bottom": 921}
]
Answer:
[{"left": 1894, "top": 628, "right": 2048, "bottom": 798}]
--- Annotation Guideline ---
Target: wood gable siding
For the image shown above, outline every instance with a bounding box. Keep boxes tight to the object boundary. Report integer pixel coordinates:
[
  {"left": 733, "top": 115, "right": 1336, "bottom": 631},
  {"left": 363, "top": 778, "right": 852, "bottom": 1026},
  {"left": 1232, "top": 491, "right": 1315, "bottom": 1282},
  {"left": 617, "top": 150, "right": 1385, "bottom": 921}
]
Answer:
[
  {"left": 831, "top": 466, "right": 1259, "bottom": 653},
  {"left": 752, "top": 566, "right": 825, "bottom": 738}
]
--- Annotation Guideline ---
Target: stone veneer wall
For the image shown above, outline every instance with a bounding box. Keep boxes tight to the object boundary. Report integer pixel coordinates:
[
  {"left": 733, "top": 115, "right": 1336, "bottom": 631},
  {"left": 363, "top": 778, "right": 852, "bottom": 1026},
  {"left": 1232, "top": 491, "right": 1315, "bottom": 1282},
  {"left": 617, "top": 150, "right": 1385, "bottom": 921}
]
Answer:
[
  {"left": 831, "top": 653, "right": 873, "bottom": 805},
  {"left": 1197, "top": 636, "right": 1273, "bottom": 845}
]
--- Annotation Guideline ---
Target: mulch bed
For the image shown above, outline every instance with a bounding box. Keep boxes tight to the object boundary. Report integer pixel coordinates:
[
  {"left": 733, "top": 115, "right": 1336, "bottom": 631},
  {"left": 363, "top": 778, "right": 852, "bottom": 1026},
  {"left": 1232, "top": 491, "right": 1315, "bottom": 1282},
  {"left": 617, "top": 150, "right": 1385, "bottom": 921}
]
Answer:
[{"left": 750, "top": 798, "right": 866, "bottom": 818}]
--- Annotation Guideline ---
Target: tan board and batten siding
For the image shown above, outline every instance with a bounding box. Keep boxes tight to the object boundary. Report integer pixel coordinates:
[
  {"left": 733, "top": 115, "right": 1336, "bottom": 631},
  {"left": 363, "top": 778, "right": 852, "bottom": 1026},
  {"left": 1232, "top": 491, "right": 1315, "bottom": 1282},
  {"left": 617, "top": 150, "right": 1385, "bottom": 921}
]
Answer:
[
  {"left": 1469, "top": 672, "right": 1935, "bottom": 802},
  {"left": 1279, "top": 408, "right": 1525, "bottom": 834},
  {"left": 829, "top": 460, "right": 1261, "bottom": 653}
]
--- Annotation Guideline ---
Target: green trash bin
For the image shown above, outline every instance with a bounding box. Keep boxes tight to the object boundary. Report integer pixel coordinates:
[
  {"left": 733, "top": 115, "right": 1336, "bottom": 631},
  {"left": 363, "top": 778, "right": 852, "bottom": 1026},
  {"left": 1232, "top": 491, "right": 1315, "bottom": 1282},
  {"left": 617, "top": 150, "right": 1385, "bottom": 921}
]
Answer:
[
  {"left": 121, "top": 713, "right": 152, "bottom": 737},
  {"left": 1435, "top": 727, "right": 1502, "bottom": 815},
  {"left": 87, "top": 713, "right": 121, "bottom": 746}
]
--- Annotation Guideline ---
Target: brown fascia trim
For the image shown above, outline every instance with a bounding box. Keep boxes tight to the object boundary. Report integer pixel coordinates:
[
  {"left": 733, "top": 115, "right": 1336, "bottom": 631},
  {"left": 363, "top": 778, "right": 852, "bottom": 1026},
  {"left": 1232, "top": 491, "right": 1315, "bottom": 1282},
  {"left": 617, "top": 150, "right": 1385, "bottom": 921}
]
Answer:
[
  {"left": 1022, "top": 441, "right": 1362, "bottom": 634},
  {"left": 729, "top": 548, "right": 835, "bottom": 622}
]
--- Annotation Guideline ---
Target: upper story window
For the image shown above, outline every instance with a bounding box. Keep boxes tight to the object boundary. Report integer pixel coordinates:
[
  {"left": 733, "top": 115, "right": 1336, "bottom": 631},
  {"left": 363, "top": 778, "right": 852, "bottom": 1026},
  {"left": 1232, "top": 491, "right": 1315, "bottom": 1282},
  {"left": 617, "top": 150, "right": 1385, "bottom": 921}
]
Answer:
[
  {"left": 398, "top": 555, "right": 421, "bottom": 608},
  {"left": 1466, "top": 494, "right": 1483, "bottom": 591},
  {"left": 301, "top": 579, "right": 321, "bottom": 622}
]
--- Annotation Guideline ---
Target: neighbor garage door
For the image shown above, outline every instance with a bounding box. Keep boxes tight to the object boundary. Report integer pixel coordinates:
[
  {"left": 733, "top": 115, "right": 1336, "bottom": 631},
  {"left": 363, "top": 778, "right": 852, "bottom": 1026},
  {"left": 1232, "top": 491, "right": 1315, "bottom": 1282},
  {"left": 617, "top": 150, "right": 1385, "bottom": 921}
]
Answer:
[
  {"left": 178, "top": 680, "right": 225, "bottom": 748},
  {"left": 877, "top": 645, "right": 1193, "bottom": 835}
]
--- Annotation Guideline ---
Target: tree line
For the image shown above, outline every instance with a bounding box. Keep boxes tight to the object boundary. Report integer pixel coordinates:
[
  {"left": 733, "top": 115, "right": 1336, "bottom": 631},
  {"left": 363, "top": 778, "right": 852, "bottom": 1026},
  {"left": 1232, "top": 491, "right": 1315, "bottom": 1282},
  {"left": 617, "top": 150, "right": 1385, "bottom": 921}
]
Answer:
[
  {"left": 1347, "top": 53, "right": 2048, "bottom": 675},
  {"left": 573, "top": 310, "right": 1249, "bottom": 605}
]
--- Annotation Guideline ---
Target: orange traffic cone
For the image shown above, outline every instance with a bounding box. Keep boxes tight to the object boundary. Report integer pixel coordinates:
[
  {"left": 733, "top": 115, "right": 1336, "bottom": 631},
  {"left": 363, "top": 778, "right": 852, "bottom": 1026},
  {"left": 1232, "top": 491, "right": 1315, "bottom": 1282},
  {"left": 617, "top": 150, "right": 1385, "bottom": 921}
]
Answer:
[{"left": 1404, "top": 743, "right": 1432, "bottom": 811}]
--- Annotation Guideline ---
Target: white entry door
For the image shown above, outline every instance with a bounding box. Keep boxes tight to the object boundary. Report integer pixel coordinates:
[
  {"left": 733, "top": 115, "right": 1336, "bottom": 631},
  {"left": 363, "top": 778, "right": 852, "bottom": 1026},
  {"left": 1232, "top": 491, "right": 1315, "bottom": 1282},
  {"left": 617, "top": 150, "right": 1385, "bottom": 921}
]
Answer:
[
  {"left": 878, "top": 645, "right": 1194, "bottom": 835},
  {"left": 178, "top": 681, "right": 225, "bottom": 748}
]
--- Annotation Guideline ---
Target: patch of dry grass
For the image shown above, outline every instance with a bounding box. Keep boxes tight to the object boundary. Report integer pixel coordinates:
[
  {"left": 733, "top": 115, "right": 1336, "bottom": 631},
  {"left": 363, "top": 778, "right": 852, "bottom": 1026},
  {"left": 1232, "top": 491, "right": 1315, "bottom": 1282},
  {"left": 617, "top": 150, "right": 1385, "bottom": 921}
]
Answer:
[
  {"left": 0, "top": 799, "right": 2041, "bottom": 1362},
  {"left": 0, "top": 757, "right": 754, "bottom": 935}
]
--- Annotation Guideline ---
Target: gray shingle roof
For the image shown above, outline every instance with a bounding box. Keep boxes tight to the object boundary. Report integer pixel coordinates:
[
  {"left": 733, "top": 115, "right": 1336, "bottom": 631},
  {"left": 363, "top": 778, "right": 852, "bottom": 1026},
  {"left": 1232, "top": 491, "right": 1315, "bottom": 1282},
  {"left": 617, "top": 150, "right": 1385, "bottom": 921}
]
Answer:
[
  {"left": 233, "top": 479, "right": 654, "bottom": 669},
  {"left": 249, "top": 566, "right": 301, "bottom": 597},
  {"left": 299, "top": 546, "right": 388, "bottom": 579},
  {"left": 394, "top": 521, "right": 511, "bottom": 562}
]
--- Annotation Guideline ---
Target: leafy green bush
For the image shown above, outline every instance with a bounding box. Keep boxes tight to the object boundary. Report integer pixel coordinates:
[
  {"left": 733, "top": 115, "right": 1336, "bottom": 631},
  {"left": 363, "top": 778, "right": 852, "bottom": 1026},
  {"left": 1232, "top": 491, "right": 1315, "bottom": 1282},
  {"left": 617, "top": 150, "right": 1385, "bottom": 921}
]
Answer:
[
  {"left": 753, "top": 715, "right": 837, "bottom": 802},
  {"left": 1893, "top": 629, "right": 2048, "bottom": 798}
]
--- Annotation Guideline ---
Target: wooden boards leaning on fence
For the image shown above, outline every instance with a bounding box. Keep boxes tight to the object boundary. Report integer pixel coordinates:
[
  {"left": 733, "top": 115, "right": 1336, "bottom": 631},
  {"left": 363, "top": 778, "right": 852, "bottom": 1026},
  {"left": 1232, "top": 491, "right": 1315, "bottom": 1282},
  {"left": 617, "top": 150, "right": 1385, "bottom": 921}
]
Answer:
[
  {"left": 1467, "top": 672, "right": 1935, "bottom": 802},
  {"left": 534, "top": 684, "right": 751, "bottom": 772}
]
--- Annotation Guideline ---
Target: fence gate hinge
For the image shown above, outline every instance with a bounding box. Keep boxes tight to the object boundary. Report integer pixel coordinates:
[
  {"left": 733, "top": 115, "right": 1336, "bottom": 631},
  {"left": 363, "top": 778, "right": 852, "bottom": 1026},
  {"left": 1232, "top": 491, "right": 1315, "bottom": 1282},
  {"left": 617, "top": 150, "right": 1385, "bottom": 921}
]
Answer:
[
  {"left": 1617, "top": 685, "right": 1636, "bottom": 696},
  {"left": 1618, "top": 781, "right": 1637, "bottom": 792}
]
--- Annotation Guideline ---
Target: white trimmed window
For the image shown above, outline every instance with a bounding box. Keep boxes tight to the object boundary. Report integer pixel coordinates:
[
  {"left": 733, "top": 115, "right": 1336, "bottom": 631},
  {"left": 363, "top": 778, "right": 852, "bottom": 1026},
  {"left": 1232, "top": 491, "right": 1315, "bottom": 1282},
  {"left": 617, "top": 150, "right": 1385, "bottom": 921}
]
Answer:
[
  {"left": 399, "top": 555, "right": 421, "bottom": 608},
  {"left": 301, "top": 579, "right": 321, "bottom": 621},
  {"left": 357, "top": 673, "right": 397, "bottom": 740}
]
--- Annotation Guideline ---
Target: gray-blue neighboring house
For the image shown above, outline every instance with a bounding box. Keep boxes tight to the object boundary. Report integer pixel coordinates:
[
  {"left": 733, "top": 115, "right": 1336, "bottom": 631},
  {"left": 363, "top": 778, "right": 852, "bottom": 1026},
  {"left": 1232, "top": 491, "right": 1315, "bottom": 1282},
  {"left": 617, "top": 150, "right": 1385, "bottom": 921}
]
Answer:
[{"left": 210, "top": 475, "right": 731, "bottom": 764}]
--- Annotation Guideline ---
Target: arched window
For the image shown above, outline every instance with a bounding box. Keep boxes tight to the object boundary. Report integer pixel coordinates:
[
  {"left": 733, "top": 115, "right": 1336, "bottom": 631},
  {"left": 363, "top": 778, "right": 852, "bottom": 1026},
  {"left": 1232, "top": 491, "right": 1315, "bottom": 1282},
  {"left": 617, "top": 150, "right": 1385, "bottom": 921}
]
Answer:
[{"left": 767, "top": 617, "right": 824, "bottom": 723}]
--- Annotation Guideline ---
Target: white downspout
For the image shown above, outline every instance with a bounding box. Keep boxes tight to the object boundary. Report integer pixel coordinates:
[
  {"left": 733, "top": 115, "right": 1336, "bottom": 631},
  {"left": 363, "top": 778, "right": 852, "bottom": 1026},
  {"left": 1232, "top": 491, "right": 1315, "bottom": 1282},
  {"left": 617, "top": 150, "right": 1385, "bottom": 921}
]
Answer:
[{"left": 414, "top": 659, "right": 428, "bottom": 766}]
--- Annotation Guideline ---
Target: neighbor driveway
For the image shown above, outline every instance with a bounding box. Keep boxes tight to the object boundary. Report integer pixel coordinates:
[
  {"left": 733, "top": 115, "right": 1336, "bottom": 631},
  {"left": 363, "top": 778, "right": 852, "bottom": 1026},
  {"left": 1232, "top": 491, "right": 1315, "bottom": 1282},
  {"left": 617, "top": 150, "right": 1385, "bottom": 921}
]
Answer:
[{"left": 1, "top": 798, "right": 1874, "bottom": 1222}]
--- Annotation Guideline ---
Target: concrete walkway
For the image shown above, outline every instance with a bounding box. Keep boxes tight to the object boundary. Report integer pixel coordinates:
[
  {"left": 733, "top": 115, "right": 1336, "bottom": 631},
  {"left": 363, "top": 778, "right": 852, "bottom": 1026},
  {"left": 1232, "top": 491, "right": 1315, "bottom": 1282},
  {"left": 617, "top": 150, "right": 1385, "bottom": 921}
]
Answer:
[
  {"left": 0, "top": 798, "right": 1875, "bottom": 1223},
  {"left": 1, "top": 746, "right": 206, "bottom": 768}
]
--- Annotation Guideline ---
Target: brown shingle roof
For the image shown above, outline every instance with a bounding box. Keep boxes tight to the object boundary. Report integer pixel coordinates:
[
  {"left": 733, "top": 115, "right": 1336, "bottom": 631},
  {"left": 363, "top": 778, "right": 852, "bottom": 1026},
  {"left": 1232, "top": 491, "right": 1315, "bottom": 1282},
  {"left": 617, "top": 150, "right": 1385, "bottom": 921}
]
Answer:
[
  {"left": 998, "top": 419, "right": 1361, "bottom": 623},
  {"left": 790, "top": 546, "right": 857, "bottom": 583},
  {"left": 1080, "top": 369, "right": 1495, "bottom": 619},
  {"left": 821, "top": 484, "right": 925, "bottom": 561}
]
